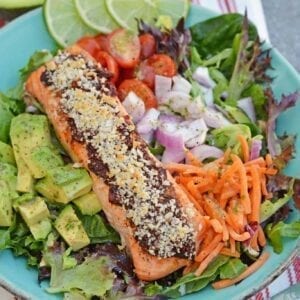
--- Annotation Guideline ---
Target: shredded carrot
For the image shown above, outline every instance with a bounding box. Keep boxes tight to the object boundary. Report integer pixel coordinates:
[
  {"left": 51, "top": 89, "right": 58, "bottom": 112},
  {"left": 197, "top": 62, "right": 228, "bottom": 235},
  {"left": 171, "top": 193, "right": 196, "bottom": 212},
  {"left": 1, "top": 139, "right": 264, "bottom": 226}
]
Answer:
[
  {"left": 195, "top": 234, "right": 222, "bottom": 262},
  {"left": 222, "top": 220, "right": 229, "bottom": 241},
  {"left": 245, "top": 157, "right": 266, "bottom": 167},
  {"left": 229, "top": 236, "right": 236, "bottom": 253},
  {"left": 201, "top": 228, "right": 215, "bottom": 250},
  {"left": 164, "top": 163, "right": 202, "bottom": 173},
  {"left": 265, "top": 168, "right": 278, "bottom": 175},
  {"left": 220, "top": 247, "right": 240, "bottom": 258},
  {"left": 212, "top": 252, "right": 270, "bottom": 289},
  {"left": 195, "top": 242, "right": 224, "bottom": 276},
  {"left": 248, "top": 165, "right": 261, "bottom": 223},
  {"left": 223, "top": 148, "right": 232, "bottom": 164},
  {"left": 265, "top": 154, "right": 273, "bottom": 167},
  {"left": 232, "top": 155, "right": 251, "bottom": 214},
  {"left": 238, "top": 135, "right": 250, "bottom": 162},
  {"left": 180, "top": 184, "right": 204, "bottom": 214},
  {"left": 183, "top": 262, "right": 199, "bottom": 275},
  {"left": 228, "top": 227, "right": 250, "bottom": 241},
  {"left": 260, "top": 172, "right": 268, "bottom": 196},
  {"left": 258, "top": 225, "right": 267, "bottom": 247},
  {"left": 185, "top": 150, "right": 202, "bottom": 167},
  {"left": 210, "top": 219, "right": 223, "bottom": 233}
]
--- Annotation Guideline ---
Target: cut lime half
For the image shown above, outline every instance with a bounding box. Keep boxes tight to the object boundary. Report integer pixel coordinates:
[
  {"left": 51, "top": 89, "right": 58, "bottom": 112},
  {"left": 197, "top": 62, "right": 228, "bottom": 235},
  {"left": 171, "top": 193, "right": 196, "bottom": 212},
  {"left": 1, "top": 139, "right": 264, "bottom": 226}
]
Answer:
[
  {"left": 156, "top": 0, "right": 190, "bottom": 27},
  {"left": 75, "top": 0, "right": 119, "bottom": 34},
  {"left": 106, "top": 0, "right": 157, "bottom": 32},
  {"left": 44, "top": 0, "right": 97, "bottom": 47},
  {"left": 0, "top": 0, "right": 44, "bottom": 9}
]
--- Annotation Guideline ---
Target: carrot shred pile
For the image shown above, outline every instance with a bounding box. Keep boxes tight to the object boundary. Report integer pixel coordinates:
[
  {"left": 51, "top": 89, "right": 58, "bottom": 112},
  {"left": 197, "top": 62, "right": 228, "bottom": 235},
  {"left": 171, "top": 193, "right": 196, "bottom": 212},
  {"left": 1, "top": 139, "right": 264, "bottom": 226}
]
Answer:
[{"left": 165, "top": 139, "right": 275, "bottom": 284}]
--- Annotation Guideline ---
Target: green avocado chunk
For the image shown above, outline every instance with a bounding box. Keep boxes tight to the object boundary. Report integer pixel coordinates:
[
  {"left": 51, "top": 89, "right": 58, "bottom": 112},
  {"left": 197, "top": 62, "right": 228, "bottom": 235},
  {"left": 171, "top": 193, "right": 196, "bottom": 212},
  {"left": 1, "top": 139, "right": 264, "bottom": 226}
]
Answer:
[
  {"left": 18, "top": 196, "right": 50, "bottom": 226},
  {"left": 10, "top": 114, "right": 63, "bottom": 180},
  {"left": 55, "top": 205, "right": 90, "bottom": 251},
  {"left": 0, "top": 141, "right": 16, "bottom": 165},
  {"left": 30, "top": 218, "right": 52, "bottom": 240},
  {"left": 0, "top": 162, "right": 18, "bottom": 199},
  {"left": 0, "top": 180, "right": 13, "bottom": 226},
  {"left": 73, "top": 192, "right": 102, "bottom": 215},
  {"left": 36, "top": 165, "right": 93, "bottom": 204}
]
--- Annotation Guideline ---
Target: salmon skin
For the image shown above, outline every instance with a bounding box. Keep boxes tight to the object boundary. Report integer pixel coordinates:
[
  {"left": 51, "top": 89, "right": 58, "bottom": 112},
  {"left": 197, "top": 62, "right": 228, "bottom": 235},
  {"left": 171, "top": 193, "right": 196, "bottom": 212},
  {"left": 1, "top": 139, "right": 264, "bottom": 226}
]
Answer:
[{"left": 25, "top": 46, "right": 206, "bottom": 281}]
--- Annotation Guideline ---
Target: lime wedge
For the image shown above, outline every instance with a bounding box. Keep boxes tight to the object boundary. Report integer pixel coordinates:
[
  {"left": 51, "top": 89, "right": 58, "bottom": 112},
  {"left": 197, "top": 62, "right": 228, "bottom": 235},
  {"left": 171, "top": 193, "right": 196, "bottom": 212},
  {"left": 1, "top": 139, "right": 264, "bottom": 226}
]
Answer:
[
  {"left": 106, "top": 0, "right": 157, "bottom": 32},
  {"left": 156, "top": 0, "right": 190, "bottom": 27},
  {"left": 74, "top": 0, "right": 119, "bottom": 33},
  {"left": 44, "top": 0, "right": 97, "bottom": 47}
]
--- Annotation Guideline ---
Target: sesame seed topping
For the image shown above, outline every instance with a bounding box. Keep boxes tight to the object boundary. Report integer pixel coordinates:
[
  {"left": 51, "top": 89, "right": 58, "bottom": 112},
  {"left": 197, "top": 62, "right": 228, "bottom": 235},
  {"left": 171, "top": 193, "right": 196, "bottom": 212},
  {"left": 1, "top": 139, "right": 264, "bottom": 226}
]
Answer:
[{"left": 41, "top": 51, "right": 196, "bottom": 259}]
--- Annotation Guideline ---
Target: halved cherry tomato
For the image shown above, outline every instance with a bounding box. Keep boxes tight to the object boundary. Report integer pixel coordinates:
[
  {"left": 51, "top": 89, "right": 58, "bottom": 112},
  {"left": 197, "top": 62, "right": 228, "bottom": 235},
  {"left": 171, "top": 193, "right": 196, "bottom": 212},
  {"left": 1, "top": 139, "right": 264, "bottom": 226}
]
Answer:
[
  {"left": 118, "top": 79, "right": 157, "bottom": 109},
  {"left": 94, "top": 34, "right": 108, "bottom": 52},
  {"left": 138, "top": 54, "right": 177, "bottom": 88},
  {"left": 95, "top": 51, "right": 119, "bottom": 83},
  {"left": 107, "top": 29, "right": 141, "bottom": 69},
  {"left": 139, "top": 33, "right": 156, "bottom": 59},
  {"left": 76, "top": 36, "right": 100, "bottom": 57}
]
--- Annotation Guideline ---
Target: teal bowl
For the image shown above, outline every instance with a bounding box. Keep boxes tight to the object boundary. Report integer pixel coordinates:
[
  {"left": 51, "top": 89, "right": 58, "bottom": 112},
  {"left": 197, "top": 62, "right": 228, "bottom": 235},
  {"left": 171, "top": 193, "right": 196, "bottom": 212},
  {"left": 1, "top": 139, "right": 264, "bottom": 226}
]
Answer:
[{"left": 0, "top": 5, "right": 299, "bottom": 300}]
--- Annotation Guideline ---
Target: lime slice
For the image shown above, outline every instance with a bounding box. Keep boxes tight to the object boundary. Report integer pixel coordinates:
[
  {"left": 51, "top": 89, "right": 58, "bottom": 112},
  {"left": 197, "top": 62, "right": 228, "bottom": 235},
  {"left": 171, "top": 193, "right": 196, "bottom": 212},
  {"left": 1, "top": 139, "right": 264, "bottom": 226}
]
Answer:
[
  {"left": 74, "top": 0, "right": 119, "bottom": 34},
  {"left": 106, "top": 0, "right": 157, "bottom": 32},
  {"left": 0, "top": 0, "right": 44, "bottom": 9},
  {"left": 156, "top": 0, "right": 190, "bottom": 27},
  {"left": 44, "top": 0, "right": 97, "bottom": 47}
]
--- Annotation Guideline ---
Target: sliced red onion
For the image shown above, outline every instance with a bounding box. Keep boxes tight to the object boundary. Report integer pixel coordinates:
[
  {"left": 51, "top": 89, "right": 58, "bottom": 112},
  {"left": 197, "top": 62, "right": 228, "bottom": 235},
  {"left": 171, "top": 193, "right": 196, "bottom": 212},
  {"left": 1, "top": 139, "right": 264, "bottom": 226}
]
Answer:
[
  {"left": 186, "top": 95, "right": 205, "bottom": 119},
  {"left": 159, "top": 91, "right": 191, "bottom": 114},
  {"left": 156, "top": 127, "right": 185, "bottom": 163},
  {"left": 172, "top": 75, "right": 192, "bottom": 94},
  {"left": 190, "top": 145, "right": 224, "bottom": 161},
  {"left": 122, "top": 92, "right": 145, "bottom": 124},
  {"left": 237, "top": 97, "right": 256, "bottom": 122},
  {"left": 159, "top": 113, "right": 183, "bottom": 125},
  {"left": 201, "top": 107, "right": 231, "bottom": 128},
  {"left": 202, "top": 86, "right": 214, "bottom": 107},
  {"left": 250, "top": 139, "right": 262, "bottom": 160},
  {"left": 155, "top": 75, "right": 172, "bottom": 101},
  {"left": 178, "top": 119, "right": 208, "bottom": 148},
  {"left": 192, "top": 67, "right": 216, "bottom": 89},
  {"left": 136, "top": 108, "right": 160, "bottom": 143}
]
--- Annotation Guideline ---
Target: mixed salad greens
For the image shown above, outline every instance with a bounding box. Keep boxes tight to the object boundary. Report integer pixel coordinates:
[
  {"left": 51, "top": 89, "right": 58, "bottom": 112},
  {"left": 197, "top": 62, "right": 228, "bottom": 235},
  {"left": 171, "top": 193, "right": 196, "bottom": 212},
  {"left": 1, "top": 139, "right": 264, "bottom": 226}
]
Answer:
[{"left": 0, "top": 0, "right": 300, "bottom": 299}]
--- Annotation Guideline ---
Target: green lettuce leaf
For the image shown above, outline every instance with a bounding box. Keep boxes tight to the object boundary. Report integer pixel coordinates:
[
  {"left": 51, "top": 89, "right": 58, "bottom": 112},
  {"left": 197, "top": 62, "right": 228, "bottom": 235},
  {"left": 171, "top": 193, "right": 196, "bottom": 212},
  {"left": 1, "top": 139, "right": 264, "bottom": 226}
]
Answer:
[
  {"left": 266, "top": 221, "right": 300, "bottom": 254},
  {"left": 0, "top": 216, "right": 44, "bottom": 266},
  {"left": 260, "top": 179, "right": 294, "bottom": 223},
  {"left": 80, "top": 214, "right": 120, "bottom": 244},
  {"left": 210, "top": 124, "right": 251, "bottom": 155},
  {"left": 44, "top": 250, "right": 114, "bottom": 297},
  {"left": 62, "top": 247, "right": 77, "bottom": 270},
  {"left": 6, "top": 50, "right": 53, "bottom": 100},
  {"left": 190, "top": 14, "right": 257, "bottom": 58},
  {"left": 219, "top": 258, "right": 247, "bottom": 279},
  {"left": 145, "top": 255, "right": 229, "bottom": 298}
]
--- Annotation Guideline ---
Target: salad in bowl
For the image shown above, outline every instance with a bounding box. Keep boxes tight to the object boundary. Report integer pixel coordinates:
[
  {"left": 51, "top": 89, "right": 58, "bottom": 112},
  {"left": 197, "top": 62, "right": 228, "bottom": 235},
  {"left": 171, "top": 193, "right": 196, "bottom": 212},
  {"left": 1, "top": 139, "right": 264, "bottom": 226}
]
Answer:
[{"left": 0, "top": 0, "right": 299, "bottom": 299}]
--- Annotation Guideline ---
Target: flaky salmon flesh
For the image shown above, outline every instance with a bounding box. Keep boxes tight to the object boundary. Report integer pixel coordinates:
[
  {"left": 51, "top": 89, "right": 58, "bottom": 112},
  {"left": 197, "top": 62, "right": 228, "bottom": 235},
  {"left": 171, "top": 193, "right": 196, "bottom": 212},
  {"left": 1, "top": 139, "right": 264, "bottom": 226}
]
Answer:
[{"left": 25, "top": 45, "right": 206, "bottom": 281}]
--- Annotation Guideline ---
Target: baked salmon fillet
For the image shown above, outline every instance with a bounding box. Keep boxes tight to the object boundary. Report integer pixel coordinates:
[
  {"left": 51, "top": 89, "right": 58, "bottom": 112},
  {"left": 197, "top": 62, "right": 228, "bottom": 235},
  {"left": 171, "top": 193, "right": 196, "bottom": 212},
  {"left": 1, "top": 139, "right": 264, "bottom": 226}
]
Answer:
[{"left": 25, "top": 46, "right": 206, "bottom": 281}]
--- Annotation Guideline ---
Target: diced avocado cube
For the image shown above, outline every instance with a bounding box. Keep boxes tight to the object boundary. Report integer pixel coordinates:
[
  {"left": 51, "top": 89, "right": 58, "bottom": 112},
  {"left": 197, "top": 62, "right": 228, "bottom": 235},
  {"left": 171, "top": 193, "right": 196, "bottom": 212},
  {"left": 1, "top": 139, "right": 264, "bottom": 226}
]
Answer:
[
  {"left": 73, "top": 192, "right": 102, "bottom": 215},
  {"left": 55, "top": 205, "right": 90, "bottom": 251},
  {"left": 0, "top": 141, "right": 15, "bottom": 165},
  {"left": 0, "top": 162, "right": 18, "bottom": 199},
  {"left": 13, "top": 192, "right": 35, "bottom": 210},
  {"left": 29, "top": 146, "right": 64, "bottom": 178},
  {"left": 0, "top": 180, "right": 13, "bottom": 226},
  {"left": 30, "top": 218, "right": 52, "bottom": 240},
  {"left": 10, "top": 114, "right": 61, "bottom": 179},
  {"left": 12, "top": 145, "right": 34, "bottom": 193},
  {"left": 18, "top": 197, "right": 50, "bottom": 226},
  {"left": 36, "top": 165, "right": 92, "bottom": 204}
]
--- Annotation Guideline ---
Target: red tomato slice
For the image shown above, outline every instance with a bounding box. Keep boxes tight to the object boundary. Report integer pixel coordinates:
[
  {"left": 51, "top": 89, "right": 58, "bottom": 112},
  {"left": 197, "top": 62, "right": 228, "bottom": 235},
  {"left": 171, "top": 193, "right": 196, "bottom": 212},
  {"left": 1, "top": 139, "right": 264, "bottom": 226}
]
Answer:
[
  {"left": 139, "top": 33, "right": 156, "bottom": 59},
  {"left": 95, "top": 51, "right": 119, "bottom": 83},
  {"left": 107, "top": 29, "right": 141, "bottom": 69},
  {"left": 94, "top": 34, "right": 108, "bottom": 52},
  {"left": 138, "top": 54, "right": 177, "bottom": 88},
  {"left": 118, "top": 79, "right": 157, "bottom": 109},
  {"left": 76, "top": 36, "right": 101, "bottom": 57}
]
